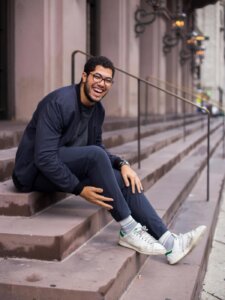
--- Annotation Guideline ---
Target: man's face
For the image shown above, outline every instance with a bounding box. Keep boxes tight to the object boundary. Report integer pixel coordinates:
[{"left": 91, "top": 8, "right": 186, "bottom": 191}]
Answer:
[{"left": 81, "top": 65, "right": 113, "bottom": 105}]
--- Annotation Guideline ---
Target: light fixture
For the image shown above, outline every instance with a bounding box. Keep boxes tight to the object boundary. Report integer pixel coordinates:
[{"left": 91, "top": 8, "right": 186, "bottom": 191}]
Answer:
[
  {"left": 172, "top": 13, "right": 186, "bottom": 30},
  {"left": 179, "top": 31, "right": 209, "bottom": 65},
  {"left": 195, "top": 46, "right": 206, "bottom": 64},
  {"left": 163, "top": 13, "right": 186, "bottom": 54},
  {"left": 134, "top": 0, "right": 165, "bottom": 35}
]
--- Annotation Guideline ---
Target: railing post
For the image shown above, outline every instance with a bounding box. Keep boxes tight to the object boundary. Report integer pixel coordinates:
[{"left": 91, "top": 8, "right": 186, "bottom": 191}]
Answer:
[
  {"left": 145, "top": 81, "right": 148, "bottom": 124},
  {"left": 71, "top": 51, "right": 77, "bottom": 84},
  {"left": 183, "top": 97, "right": 186, "bottom": 142},
  {"left": 206, "top": 112, "right": 210, "bottom": 201},
  {"left": 137, "top": 79, "right": 141, "bottom": 169},
  {"left": 223, "top": 115, "right": 225, "bottom": 159}
]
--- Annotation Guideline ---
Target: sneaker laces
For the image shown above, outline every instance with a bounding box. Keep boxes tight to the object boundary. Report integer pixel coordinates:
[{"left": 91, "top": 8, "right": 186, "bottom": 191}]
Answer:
[{"left": 133, "top": 226, "right": 157, "bottom": 244}]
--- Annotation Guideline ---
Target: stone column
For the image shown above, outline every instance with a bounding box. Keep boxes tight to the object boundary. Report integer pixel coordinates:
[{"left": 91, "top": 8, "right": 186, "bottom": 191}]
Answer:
[{"left": 100, "top": 0, "right": 140, "bottom": 117}]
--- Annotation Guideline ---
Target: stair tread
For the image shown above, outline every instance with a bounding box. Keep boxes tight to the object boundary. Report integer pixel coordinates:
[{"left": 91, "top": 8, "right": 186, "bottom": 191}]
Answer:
[
  {"left": 0, "top": 195, "right": 108, "bottom": 236},
  {"left": 121, "top": 147, "right": 225, "bottom": 300},
  {"left": 0, "top": 147, "right": 17, "bottom": 161},
  {"left": 103, "top": 116, "right": 203, "bottom": 147},
  {"left": 110, "top": 118, "right": 220, "bottom": 160}
]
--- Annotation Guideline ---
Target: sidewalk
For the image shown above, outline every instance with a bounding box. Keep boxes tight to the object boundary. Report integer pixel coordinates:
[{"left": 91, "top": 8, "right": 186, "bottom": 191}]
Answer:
[{"left": 200, "top": 186, "right": 225, "bottom": 300}]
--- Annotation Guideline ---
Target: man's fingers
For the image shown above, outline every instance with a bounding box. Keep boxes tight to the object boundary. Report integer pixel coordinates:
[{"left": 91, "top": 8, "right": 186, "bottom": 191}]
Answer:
[
  {"left": 122, "top": 174, "right": 130, "bottom": 187},
  {"left": 96, "top": 200, "right": 113, "bottom": 210},
  {"left": 80, "top": 186, "right": 114, "bottom": 210},
  {"left": 96, "top": 194, "right": 114, "bottom": 202}
]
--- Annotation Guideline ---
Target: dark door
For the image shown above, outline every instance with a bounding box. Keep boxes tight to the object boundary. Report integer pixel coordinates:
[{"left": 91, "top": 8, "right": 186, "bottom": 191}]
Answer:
[
  {"left": 0, "top": 0, "right": 14, "bottom": 120},
  {"left": 87, "top": 0, "right": 100, "bottom": 56},
  {"left": 0, "top": 0, "right": 8, "bottom": 119}
]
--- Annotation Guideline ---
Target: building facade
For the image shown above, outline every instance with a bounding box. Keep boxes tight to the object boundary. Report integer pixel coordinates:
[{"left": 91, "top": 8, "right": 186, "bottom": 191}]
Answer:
[{"left": 0, "top": 0, "right": 223, "bottom": 121}]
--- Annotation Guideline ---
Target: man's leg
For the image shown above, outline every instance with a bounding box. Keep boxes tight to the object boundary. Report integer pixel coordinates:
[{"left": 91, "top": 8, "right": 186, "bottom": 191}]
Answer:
[
  {"left": 33, "top": 145, "right": 166, "bottom": 255},
  {"left": 113, "top": 169, "right": 168, "bottom": 239},
  {"left": 114, "top": 169, "right": 206, "bottom": 264}
]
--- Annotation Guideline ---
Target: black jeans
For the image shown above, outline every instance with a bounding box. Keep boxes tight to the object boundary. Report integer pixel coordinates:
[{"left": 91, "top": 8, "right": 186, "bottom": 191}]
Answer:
[{"left": 33, "top": 145, "right": 167, "bottom": 239}]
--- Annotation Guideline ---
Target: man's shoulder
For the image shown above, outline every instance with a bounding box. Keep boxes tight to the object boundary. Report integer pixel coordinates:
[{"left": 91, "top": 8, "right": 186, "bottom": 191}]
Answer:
[{"left": 48, "top": 85, "right": 77, "bottom": 102}]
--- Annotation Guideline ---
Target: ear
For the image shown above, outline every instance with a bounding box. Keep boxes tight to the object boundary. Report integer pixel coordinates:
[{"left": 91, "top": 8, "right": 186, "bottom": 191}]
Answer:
[{"left": 82, "top": 72, "right": 87, "bottom": 83}]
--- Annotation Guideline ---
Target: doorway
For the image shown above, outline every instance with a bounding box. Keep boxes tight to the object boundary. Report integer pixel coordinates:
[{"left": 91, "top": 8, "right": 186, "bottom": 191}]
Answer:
[
  {"left": 0, "top": 0, "right": 14, "bottom": 120},
  {"left": 86, "top": 0, "right": 100, "bottom": 56}
]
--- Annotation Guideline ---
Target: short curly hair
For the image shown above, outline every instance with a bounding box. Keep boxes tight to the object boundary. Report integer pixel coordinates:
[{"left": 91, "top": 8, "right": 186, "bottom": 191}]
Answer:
[{"left": 84, "top": 56, "right": 115, "bottom": 78}]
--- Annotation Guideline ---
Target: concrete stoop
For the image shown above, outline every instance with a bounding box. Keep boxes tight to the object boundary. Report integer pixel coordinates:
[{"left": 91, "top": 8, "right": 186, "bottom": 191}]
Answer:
[
  {"left": 0, "top": 116, "right": 224, "bottom": 300},
  {"left": 0, "top": 118, "right": 221, "bottom": 217},
  {"left": 0, "top": 122, "right": 221, "bottom": 262},
  {"left": 0, "top": 145, "right": 224, "bottom": 300}
]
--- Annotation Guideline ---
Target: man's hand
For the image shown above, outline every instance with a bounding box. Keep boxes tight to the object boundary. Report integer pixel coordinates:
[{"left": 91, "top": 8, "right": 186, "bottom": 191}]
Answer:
[
  {"left": 121, "top": 165, "right": 143, "bottom": 193},
  {"left": 80, "top": 186, "right": 113, "bottom": 210}
]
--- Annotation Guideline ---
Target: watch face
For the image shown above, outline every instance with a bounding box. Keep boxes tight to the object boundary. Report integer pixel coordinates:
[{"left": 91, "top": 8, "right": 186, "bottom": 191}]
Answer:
[{"left": 120, "top": 160, "right": 129, "bottom": 167}]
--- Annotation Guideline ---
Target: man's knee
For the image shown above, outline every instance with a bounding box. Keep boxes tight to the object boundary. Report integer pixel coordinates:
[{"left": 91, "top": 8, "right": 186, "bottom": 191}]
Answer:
[{"left": 87, "top": 145, "right": 110, "bottom": 164}]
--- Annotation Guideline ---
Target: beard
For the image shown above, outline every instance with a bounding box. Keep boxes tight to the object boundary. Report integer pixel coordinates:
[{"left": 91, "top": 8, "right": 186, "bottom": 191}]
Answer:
[{"left": 83, "top": 81, "right": 107, "bottom": 104}]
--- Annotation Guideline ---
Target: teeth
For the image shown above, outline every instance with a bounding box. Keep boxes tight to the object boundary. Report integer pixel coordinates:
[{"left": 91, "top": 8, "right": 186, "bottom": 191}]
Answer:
[{"left": 94, "top": 88, "right": 103, "bottom": 93}]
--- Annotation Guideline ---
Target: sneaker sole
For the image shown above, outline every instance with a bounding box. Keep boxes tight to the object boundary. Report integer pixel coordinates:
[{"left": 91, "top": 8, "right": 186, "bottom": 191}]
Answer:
[
  {"left": 118, "top": 240, "right": 166, "bottom": 256},
  {"left": 168, "top": 225, "right": 207, "bottom": 265}
]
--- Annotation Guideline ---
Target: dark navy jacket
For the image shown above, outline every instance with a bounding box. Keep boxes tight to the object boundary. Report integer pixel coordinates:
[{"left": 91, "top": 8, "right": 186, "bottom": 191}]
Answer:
[{"left": 13, "top": 84, "right": 121, "bottom": 193}]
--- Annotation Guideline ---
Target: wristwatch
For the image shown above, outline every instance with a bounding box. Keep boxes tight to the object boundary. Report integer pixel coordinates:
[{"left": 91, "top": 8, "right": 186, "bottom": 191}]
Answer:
[{"left": 119, "top": 159, "right": 130, "bottom": 169}]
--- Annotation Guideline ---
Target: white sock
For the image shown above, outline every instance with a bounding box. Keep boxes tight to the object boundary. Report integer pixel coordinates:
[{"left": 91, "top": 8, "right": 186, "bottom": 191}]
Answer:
[
  {"left": 159, "top": 230, "right": 174, "bottom": 253},
  {"left": 119, "top": 215, "right": 138, "bottom": 235}
]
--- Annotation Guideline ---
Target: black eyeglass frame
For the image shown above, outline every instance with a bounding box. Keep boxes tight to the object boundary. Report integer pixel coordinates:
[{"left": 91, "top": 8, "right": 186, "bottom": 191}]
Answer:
[{"left": 89, "top": 72, "right": 114, "bottom": 86}]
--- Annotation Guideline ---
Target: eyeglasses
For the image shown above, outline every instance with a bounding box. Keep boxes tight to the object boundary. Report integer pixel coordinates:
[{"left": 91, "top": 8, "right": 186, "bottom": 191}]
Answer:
[{"left": 89, "top": 72, "right": 114, "bottom": 86}]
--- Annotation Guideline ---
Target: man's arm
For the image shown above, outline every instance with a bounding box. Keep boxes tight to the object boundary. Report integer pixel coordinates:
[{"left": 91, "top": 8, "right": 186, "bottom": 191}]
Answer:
[
  {"left": 94, "top": 107, "right": 143, "bottom": 194},
  {"left": 34, "top": 100, "right": 80, "bottom": 193}
]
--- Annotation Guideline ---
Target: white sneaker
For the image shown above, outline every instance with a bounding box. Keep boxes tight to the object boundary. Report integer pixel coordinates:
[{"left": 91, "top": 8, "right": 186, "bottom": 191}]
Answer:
[
  {"left": 166, "top": 225, "right": 207, "bottom": 265},
  {"left": 118, "top": 223, "right": 166, "bottom": 255}
]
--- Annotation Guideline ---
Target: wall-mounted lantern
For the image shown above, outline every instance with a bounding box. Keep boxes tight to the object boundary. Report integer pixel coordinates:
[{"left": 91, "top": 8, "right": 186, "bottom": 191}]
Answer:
[
  {"left": 163, "top": 13, "right": 186, "bottom": 54},
  {"left": 180, "top": 31, "right": 209, "bottom": 66}
]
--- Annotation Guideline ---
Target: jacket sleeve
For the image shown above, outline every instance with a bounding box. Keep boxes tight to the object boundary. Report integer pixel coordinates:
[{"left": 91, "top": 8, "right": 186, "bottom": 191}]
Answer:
[{"left": 34, "top": 100, "right": 81, "bottom": 193}]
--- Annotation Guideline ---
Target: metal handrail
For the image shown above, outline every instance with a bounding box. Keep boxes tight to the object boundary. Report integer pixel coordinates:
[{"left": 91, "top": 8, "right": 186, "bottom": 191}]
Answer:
[{"left": 71, "top": 50, "right": 212, "bottom": 201}]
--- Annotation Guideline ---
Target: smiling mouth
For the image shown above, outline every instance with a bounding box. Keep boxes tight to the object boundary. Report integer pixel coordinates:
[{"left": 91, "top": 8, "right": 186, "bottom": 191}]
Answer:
[{"left": 92, "top": 87, "right": 105, "bottom": 96}]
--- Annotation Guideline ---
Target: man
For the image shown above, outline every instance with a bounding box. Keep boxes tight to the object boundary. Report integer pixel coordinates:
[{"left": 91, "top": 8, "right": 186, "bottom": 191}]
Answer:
[{"left": 13, "top": 56, "right": 206, "bottom": 264}]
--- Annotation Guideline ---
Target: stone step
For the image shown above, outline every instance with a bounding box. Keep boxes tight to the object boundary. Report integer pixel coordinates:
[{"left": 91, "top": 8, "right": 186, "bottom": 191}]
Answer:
[
  {"left": 132, "top": 119, "right": 222, "bottom": 190},
  {"left": 0, "top": 195, "right": 112, "bottom": 261},
  {"left": 103, "top": 115, "right": 203, "bottom": 148},
  {"left": 0, "top": 116, "right": 207, "bottom": 182},
  {"left": 0, "top": 118, "right": 221, "bottom": 218},
  {"left": 0, "top": 115, "right": 199, "bottom": 151},
  {"left": 121, "top": 145, "right": 225, "bottom": 300},
  {"left": 0, "top": 136, "right": 224, "bottom": 300},
  {"left": 0, "top": 180, "right": 67, "bottom": 216},
  {"left": 0, "top": 121, "right": 26, "bottom": 150},
  {"left": 110, "top": 117, "right": 221, "bottom": 164},
  {"left": 103, "top": 113, "right": 199, "bottom": 132},
  {"left": 0, "top": 128, "right": 221, "bottom": 261},
  {"left": 0, "top": 147, "right": 17, "bottom": 181}
]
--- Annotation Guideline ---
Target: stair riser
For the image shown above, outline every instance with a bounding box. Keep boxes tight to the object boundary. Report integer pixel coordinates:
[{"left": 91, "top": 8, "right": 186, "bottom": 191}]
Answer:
[
  {"left": 104, "top": 118, "right": 202, "bottom": 149},
  {"left": 0, "top": 185, "right": 66, "bottom": 217},
  {"left": 0, "top": 131, "right": 23, "bottom": 150},
  {"left": 0, "top": 208, "right": 112, "bottom": 261}
]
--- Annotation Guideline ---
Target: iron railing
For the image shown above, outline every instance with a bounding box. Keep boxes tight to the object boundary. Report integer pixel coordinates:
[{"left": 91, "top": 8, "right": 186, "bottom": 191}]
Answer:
[{"left": 71, "top": 50, "right": 213, "bottom": 201}]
